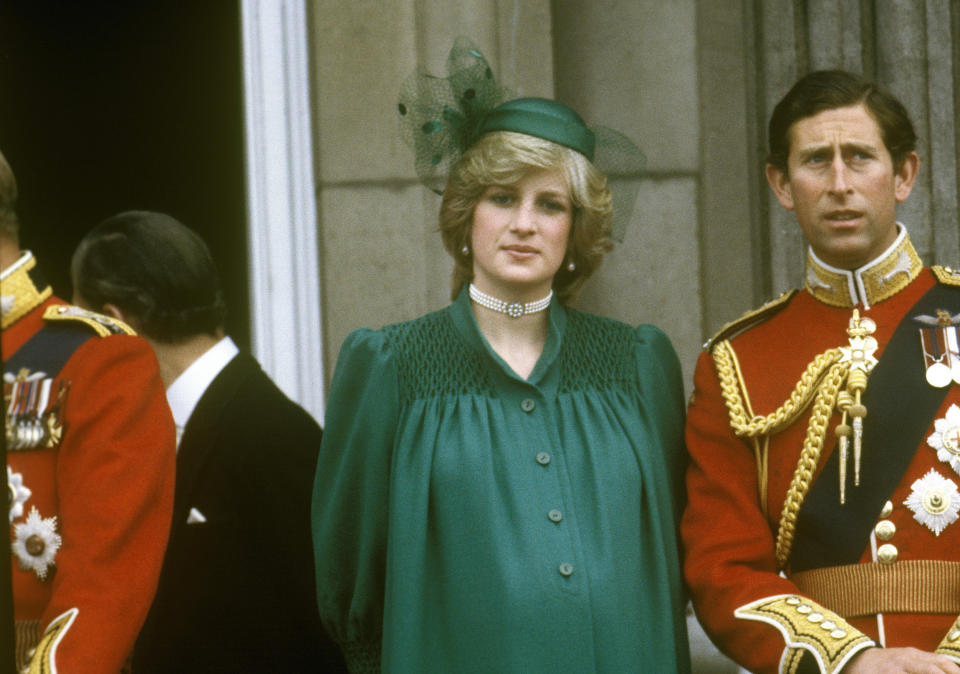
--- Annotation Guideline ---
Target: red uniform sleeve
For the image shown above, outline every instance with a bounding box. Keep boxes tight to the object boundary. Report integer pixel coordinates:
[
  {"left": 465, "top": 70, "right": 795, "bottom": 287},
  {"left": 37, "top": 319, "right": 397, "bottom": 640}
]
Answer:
[{"left": 30, "top": 334, "right": 176, "bottom": 673}]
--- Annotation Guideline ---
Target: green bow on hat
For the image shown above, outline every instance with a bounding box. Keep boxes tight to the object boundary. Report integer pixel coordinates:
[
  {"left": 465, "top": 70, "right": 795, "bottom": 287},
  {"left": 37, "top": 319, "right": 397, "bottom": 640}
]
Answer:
[{"left": 398, "top": 37, "right": 645, "bottom": 242}]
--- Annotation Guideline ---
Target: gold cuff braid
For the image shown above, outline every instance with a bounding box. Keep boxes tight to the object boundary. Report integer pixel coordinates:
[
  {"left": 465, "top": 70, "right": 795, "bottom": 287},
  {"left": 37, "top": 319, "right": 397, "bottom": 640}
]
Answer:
[
  {"left": 735, "top": 595, "right": 874, "bottom": 673},
  {"left": 936, "top": 614, "right": 960, "bottom": 663}
]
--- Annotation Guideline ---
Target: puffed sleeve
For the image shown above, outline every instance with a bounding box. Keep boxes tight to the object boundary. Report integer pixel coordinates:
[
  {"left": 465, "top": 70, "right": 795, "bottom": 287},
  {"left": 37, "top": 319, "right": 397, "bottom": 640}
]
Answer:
[
  {"left": 312, "top": 328, "right": 400, "bottom": 667},
  {"left": 633, "top": 324, "right": 691, "bottom": 671},
  {"left": 635, "top": 324, "right": 687, "bottom": 521},
  {"left": 31, "top": 334, "right": 176, "bottom": 673}
]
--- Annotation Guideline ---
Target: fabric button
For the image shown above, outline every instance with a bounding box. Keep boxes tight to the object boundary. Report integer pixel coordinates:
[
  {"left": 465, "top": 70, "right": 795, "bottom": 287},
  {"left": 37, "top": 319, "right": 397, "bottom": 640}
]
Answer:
[
  {"left": 520, "top": 398, "right": 536, "bottom": 412},
  {"left": 535, "top": 452, "right": 551, "bottom": 466},
  {"left": 558, "top": 562, "right": 574, "bottom": 577},
  {"left": 548, "top": 509, "right": 563, "bottom": 523}
]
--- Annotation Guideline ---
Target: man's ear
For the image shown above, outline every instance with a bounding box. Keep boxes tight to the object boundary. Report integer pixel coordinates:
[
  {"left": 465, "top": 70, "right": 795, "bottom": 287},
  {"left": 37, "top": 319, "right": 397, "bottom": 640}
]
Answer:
[
  {"left": 894, "top": 151, "right": 919, "bottom": 203},
  {"left": 765, "top": 163, "right": 795, "bottom": 211},
  {"left": 101, "top": 302, "right": 128, "bottom": 322}
]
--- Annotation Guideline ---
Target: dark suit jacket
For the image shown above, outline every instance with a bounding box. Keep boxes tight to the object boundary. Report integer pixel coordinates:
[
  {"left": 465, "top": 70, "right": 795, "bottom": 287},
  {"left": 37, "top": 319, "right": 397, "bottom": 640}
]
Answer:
[{"left": 133, "top": 352, "right": 345, "bottom": 673}]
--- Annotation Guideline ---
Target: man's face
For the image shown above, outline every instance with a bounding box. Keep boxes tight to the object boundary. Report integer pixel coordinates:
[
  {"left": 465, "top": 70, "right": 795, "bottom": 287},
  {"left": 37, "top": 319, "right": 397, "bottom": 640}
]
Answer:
[{"left": 766, "top": 103, "right": 918, "bottom": 270}]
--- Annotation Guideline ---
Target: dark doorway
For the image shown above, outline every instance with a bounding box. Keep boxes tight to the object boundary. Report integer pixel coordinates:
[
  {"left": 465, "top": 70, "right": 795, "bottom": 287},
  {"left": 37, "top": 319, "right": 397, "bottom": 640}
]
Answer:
[{"left": 0, "top": 0, "right": 250, "bottom": 349}]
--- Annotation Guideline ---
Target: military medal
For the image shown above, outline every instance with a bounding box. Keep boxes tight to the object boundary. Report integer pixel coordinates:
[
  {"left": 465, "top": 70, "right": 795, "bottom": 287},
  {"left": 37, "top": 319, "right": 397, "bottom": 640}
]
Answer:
[
  {"left": 7, "top": 465, "right": 31, "bottom": 523},
  {"left": 904, "top": 469, "right": 960, "bottom": 536},
  {"left": 11, "top": 505, "right": 61, "bottom": 580},
  {"left": 4, "top": 369, "right": 67, "bottom": 450},
  {"left": 915, "top": 310, "right": 960, "bottom": 387},
  {"left": 927, "top": 404, "right": 960, "bottom": 475}
]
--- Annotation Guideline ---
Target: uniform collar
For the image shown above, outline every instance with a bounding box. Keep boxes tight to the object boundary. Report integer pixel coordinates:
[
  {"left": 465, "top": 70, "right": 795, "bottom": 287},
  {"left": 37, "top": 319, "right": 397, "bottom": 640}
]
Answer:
[
  {"left": 0, "top": 251, "right": 53, "bottom": 329},
  {"left": 804, "top": 224, "right": 922, "bottom": 310}
]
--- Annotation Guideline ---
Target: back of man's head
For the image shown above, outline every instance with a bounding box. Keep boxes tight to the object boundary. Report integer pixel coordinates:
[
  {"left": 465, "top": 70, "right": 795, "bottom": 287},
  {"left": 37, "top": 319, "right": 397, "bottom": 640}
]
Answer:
[
  {"left": 0, "top": 148, "right": 20, "bottom": 243},
  {"left": 72, "top": 211, "right": 226, "bottom": 342},
  {"left": 767, "top": 69, "right": 917, "bottom": 174}
]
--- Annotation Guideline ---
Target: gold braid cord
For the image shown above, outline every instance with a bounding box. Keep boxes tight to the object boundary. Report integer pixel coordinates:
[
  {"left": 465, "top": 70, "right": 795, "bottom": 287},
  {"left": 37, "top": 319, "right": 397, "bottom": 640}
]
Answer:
[{"left": 713, "top": 336, "right": 860, "bottom": 569}]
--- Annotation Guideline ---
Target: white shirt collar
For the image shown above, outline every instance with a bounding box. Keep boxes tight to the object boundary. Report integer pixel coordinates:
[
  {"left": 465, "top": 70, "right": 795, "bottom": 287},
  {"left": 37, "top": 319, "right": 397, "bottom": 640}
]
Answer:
[{"left": 166, "top": 336, "right": 239, "bottom": 447}]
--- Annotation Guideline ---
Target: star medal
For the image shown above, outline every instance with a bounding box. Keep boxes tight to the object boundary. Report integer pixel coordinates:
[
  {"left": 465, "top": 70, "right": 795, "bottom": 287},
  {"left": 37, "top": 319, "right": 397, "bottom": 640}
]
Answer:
[
  {"left": 915, "top": 310, "right": 960, "bottom": 387},
  {"left": 927, "top": 404, "right": 960, "bottom": 475},
  {"left": 12, "top": 506, "right": 62, "bottom": 580},
  {"left": 904, "top": 469, "right": 960, "bottom": 536},
  {"left": 7, "top": 465, "right": 31, "bottom": 523}
]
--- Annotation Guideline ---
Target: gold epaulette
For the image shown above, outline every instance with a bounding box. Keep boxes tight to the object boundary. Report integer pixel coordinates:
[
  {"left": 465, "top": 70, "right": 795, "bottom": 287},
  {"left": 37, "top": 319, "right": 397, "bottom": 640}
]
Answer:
[
  {"left": 43, "top": 305, "right": 136, "bottom": 337},
  {"left": 932, "top": 265, "right": 960, "bottom": 287},
  {"left": 705, "top": 289, "right": 798, "bottom": 351}
]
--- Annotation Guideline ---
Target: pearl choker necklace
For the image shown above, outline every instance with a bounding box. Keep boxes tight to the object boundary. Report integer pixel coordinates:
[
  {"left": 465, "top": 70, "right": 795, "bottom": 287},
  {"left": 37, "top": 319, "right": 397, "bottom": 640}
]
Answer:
[{"left": 468, "top": 283, "right": 553, "bottom": 318}]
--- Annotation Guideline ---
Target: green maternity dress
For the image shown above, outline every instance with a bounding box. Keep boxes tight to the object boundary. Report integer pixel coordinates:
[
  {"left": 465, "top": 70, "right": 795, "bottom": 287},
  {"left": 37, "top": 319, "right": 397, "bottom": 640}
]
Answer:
[{"left": 312, "top": 287, "right": 690, "bottom": 673}]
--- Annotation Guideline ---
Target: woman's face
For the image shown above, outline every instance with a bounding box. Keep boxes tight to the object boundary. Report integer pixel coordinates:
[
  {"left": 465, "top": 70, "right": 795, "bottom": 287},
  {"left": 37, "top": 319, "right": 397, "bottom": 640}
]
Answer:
[{"left": 470, "top": 168, "right": 572, "bottom": 300}]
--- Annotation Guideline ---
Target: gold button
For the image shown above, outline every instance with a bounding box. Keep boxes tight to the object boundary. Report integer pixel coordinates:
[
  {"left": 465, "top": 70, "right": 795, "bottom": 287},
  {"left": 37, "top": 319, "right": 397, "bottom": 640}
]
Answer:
[
  {"left": 879, "top": 500, "right": 894, "bottom": 518},
  {"left": 831, "top": 629, "right": 848, "bottom": 639},
  {"left": 877, "top": 543, "right": 898, "bottom": 564},
  {"left": 821, "top": 621, "right": 836, "bottom": 630},
  {"left": 797, "top": 605, "right": 812, "bottom": 614},
  {"left": 807, "top": 612, "right": 823, "bottom": 623},
  {"left": 874, "top": 520, "right": 896, "bottom": 541}
]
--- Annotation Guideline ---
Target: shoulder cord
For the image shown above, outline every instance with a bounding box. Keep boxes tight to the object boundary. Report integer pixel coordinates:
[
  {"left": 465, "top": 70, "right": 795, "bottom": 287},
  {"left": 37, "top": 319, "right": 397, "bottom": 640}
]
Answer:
[{"left": 712, "top": 340, "right": 849, "bottom": 569}]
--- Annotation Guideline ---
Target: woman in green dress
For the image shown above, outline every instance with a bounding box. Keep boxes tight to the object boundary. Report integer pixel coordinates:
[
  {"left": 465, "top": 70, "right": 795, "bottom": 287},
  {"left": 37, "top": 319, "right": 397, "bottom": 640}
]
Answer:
[{"left": 312, "top": 41, "right": 690, "bottom": 673}]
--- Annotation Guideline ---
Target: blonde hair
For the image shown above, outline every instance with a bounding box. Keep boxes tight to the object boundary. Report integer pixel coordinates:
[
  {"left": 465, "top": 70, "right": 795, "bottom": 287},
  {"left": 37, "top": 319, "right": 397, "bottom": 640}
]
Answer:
[{"left": 439, "top": 131, "right": 613, "bottom": 304}]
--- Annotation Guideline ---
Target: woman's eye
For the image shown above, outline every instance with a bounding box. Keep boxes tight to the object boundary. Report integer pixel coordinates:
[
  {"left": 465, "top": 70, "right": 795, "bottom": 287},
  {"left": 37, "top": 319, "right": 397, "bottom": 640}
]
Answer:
[{"left": 489, "top": 193, "right": 512, "bottom": 205}]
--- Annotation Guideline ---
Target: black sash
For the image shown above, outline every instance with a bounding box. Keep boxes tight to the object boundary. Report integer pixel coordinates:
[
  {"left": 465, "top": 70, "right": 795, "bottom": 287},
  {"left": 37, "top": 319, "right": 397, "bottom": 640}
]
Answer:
[
  {"left": 5, "top": 322, "right": 93, "bottom": 379},
  {"left": 790, "top": 282, "right": 960, "bottom": 572}
]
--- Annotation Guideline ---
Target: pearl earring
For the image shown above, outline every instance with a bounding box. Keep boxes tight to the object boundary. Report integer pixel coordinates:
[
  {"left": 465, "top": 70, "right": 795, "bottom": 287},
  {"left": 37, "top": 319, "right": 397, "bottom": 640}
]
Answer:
[
  {"left": 461, "top": 245, "right": 470, "bottom": 256},
  {"left": 567, "top": 260, "right": 576, "bottom": 272}
]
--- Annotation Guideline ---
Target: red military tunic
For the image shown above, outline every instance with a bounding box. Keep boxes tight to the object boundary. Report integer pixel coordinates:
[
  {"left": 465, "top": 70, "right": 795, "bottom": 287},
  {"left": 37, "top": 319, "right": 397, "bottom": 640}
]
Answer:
[
  {"left": 4, "top": 252, "right": 176, "bottom": 672},
  {"left": 684, "top": 229, "right": 960, "bottom": 673}
]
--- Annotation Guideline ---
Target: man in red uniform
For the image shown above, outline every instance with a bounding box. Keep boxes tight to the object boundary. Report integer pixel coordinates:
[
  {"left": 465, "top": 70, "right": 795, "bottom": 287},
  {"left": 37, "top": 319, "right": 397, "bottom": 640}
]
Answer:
[
  {"left": 1, "top": 148, "right": 176, "bottom": 672},
  {"left": 684, "top": 70, "right": 960, "bottom": 673}
]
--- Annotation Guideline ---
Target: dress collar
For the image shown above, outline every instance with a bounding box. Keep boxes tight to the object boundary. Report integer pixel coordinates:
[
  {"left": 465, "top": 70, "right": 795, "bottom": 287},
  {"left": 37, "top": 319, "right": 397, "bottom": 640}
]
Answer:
[
  {"left": 449, "top": 284, "right": 566, "bottom": 385},
  {"left": 804, "top": 224, "right": 922, "bottom": 310},
  {"left": 0, "top": 251, "right": 52, "bottom": 329}
]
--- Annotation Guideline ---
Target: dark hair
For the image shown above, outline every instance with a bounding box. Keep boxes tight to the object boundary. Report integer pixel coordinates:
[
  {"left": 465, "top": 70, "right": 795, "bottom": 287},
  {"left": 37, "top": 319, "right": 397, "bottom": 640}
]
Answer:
[
  {"left": 767, "top": 70, "right": 917, "bottom": 173},
  {"left": 0, "top": 149, "right": 20, "bottom": 241},
  {"left": 71, "top": 211, "right": 226, "bottom": 342}
]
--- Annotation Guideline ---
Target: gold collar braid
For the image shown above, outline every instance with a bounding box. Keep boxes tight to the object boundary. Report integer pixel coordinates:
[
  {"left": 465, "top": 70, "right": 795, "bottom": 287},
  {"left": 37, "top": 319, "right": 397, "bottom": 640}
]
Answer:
[
  {"left": 805, "top": 227, "right": 922, "bottom": 309},
  {"left": 712, "top": 311, "right": 878, "bottom": 570},
  {"left": 0, "top": 252, "right": 52, "bottom": 329}
]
